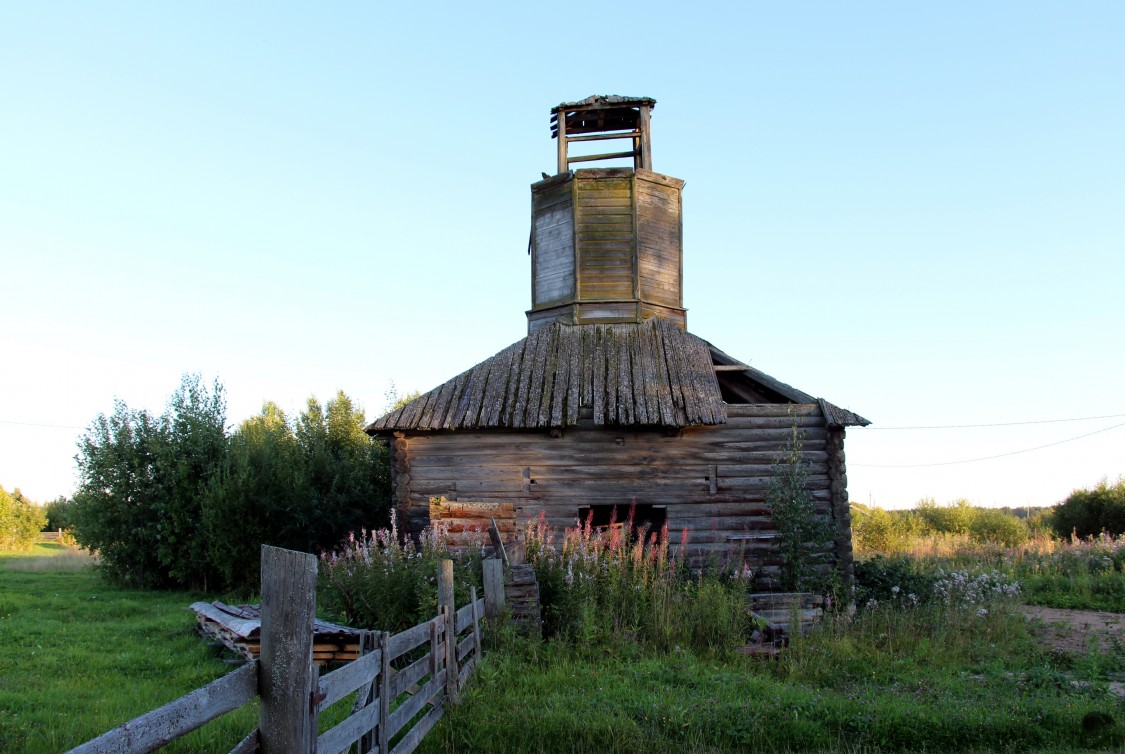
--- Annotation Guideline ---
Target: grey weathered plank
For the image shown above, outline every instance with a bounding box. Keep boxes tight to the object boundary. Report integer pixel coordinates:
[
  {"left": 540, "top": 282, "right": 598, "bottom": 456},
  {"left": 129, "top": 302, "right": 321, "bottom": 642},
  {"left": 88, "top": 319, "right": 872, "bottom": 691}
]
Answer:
[
  {"left": 387, "top": 617, "right": 439, "bottom": 661},
  {"left": 315, "top": 699, "right": 379, "bottom": 754},
  {"left": 387, "top": 696, "right": 444, "bottom": 754},
  {"left": 386, "top": 673, "right": 444, "bottom": 741},
  {"left": 66, "top": 661, "right": 258, "bottom": 754},
  {"left": 318, "top": 648, "right": 383, "bottom": 710},
  {"left": 230, "top": 728, "right": 258, "bottom": 754},
  {"left": 258, "top": 546, "right": 317, "bottom": 754},
  {"left": 389, "top": 653, "right": 432, "bottom": 698}
]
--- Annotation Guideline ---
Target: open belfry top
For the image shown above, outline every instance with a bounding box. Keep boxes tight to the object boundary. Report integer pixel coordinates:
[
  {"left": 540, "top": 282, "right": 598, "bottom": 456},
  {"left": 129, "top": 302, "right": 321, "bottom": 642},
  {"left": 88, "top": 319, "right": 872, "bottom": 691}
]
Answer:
[
  {"left": 367, "top": 95, "right": 867, "bottom": 585},
  {"left": 370, "top": 94, "right": 867, "bottom": 434}
]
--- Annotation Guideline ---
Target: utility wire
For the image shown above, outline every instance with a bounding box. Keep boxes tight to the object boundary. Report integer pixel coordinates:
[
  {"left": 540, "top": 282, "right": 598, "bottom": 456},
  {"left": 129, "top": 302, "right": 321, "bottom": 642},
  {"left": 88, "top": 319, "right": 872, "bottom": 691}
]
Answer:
[
  {"left": 868, "top": 412, "right": 1125, "bottom": 430},
  {"left": 853, "top": 421, "right": 1125, "bottom": 468}
]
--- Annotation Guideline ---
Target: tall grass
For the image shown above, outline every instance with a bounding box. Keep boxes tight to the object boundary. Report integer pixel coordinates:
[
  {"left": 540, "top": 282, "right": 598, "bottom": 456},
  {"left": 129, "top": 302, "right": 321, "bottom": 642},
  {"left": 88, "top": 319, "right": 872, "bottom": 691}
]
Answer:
[
  {"left": 863, "top": 532, "right": 1125, "bottom": 612},
  {"left": 526, "top": 508, "right": 750, "bottom": 654},
  {"left": 1, "top": 542, "right": 97, "bottom": 572},
  {"left": 317, "top": 512, "right": 482, "bottom": 632}
]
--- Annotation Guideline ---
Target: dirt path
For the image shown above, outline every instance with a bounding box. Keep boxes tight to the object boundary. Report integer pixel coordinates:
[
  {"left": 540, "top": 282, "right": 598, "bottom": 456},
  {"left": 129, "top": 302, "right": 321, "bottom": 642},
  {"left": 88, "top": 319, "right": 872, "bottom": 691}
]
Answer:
[{"left": 1020, "top": 605, "right": 1125, "bottom": 655}]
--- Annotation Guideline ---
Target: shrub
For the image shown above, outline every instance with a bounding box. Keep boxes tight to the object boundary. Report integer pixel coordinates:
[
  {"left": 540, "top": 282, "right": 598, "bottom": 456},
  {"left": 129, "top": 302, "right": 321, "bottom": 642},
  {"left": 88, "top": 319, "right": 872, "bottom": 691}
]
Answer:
[
  {"left": 969, "top": 507, "right": 1029, "bottom": 546},
  {"left": 72, "top": 374, "right": 227, "bottom": 589},
  {"left": 0, "top": 486, "right": 46, "bottom": 550},
  {"left": 768, "top": 424, "right": 833, "bottom": 592},
  {"left": 1050, "top": 477, "right": 1125, "bottom": 538}
]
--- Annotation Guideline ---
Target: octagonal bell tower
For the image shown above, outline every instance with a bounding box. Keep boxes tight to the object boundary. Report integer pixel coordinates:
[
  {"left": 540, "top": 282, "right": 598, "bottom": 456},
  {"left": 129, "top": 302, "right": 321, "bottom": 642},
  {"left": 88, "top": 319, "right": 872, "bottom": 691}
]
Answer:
[{"left": 527, "top": 95, "right": 686, "bottom": 333}]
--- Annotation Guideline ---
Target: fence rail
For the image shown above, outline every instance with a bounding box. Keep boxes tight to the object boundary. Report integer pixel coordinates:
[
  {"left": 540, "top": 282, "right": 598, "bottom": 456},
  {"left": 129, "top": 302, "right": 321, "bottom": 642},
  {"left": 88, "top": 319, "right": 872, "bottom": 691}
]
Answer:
[{"left": 65, "top": 547, "right": 485, "bottom": 754}]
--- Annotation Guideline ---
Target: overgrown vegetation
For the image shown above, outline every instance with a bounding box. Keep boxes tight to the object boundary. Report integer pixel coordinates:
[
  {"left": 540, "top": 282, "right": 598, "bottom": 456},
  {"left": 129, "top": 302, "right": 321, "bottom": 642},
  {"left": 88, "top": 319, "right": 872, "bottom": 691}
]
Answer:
[
  {"left": 852, "top": 491, "right": 1125, "bottom": 613},
  {"left": 318, "top": 513, "right": 481, "bottom": 633},
  {"left": 424, "top": 600, "right": 1123, "bottom": 754},
  {"left": 70, "top": 374, "right": 391, "bottom": 592},
  {"left": 767, "top": 424, "right": 834, "bottom": 593},
  {"left": 0, "top": 486, "right": 45, "bottom": 550},
  {"left": 1052, "top": 477, "right": 1125, "bottom": 538},
  {"left": 525, "top": 508, "right": 750, "bottom": 655}
]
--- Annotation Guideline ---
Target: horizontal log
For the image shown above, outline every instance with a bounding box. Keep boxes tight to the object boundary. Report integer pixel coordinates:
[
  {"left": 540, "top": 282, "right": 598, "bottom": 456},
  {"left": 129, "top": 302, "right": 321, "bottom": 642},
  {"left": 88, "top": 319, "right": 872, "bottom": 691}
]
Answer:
[{"left": 68, "top": 661, "right": 258, "bottom": 754}]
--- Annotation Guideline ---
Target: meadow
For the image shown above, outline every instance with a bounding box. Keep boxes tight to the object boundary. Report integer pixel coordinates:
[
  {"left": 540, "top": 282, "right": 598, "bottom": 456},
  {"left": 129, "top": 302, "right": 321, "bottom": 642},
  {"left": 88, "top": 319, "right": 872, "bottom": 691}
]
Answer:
[{"left": 4, "top": 527, "right": 1125, "bottom": 753}]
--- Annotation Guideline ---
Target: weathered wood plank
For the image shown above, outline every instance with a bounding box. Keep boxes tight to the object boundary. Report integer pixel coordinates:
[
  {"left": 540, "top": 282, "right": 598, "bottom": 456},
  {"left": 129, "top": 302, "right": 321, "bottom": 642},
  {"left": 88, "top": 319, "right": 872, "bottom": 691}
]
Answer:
[
  {"left": 318, "top": 649, "right": 383, "bottom": 710},
  {"left": 387, "top": 697, "right": 444, "bottom": 754},
  {"left": 66, "top": 662, "right": 258, "bottom": 754},
  {"left": 258, "top": 546, "right": 317, "bottom": 754},
  {"left": 387, "top": 617, "right": 440, "bottom": 662},
  {"left": 314, "top": 699, "right": 379, "bottom": 754},
  {"left": 386, "top": 673, "right": 444, "bottom": 742}
]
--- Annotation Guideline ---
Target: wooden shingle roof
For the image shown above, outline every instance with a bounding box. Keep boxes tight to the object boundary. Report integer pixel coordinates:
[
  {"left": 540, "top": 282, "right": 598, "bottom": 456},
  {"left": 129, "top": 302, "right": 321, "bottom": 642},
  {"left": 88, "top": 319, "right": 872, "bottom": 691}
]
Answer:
[
  {"left": 368, "top": 318, "right": 726, "bottom": 432},
  {"left": 367, "top": 319, "right": 870, "bottom": 433}
]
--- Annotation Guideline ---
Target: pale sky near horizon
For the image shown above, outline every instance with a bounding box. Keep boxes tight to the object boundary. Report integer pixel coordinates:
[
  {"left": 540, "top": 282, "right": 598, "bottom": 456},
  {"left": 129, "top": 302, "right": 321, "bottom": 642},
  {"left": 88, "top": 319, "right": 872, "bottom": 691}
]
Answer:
[{"left": 2, "top": 3, "right": 1123, "bottom": 510}]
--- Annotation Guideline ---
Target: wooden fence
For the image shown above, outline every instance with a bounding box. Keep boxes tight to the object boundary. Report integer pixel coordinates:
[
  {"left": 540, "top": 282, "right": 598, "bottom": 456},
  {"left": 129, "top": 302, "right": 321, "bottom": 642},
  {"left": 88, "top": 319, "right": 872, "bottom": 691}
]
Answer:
[{"left": 67, "top": 546, "right": 485, "bottom": 754}]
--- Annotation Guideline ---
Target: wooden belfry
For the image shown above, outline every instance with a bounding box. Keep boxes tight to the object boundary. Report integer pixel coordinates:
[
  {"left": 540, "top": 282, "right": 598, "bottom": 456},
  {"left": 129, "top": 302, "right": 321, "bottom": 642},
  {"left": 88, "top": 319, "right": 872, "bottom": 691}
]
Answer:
[
  {"left": 530, "top": 95, "right": 684, "bottom": 333},
  {"left": 551, "top": 95, "right": 655, "bottom": 173}
]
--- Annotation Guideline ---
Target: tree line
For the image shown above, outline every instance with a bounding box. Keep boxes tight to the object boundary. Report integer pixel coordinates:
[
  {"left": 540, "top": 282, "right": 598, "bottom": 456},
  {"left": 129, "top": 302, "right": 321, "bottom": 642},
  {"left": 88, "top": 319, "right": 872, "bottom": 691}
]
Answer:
[{"left": 62, "top": 374, "right": 390, "bottom": 593}]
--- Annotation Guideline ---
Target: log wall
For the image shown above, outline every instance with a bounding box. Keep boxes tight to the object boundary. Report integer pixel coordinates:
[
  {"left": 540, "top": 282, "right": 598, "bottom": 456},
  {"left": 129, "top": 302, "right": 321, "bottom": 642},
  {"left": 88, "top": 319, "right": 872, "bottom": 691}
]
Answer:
[{"left": 389, "top": 403, "right": 850, "bottom": 585}]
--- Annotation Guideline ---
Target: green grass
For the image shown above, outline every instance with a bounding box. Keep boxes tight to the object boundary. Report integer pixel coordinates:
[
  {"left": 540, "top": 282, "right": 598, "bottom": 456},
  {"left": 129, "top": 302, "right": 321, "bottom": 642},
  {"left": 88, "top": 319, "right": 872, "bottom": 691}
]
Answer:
[
  {"left": 422, "top": 608, "right": 1125, "bottom": 754},
  {"left": 7, "top": 543, "right": 1125, "bottom": 753},
  {"left": 0, "top": 546, "right": 257, "bottom": 753}
]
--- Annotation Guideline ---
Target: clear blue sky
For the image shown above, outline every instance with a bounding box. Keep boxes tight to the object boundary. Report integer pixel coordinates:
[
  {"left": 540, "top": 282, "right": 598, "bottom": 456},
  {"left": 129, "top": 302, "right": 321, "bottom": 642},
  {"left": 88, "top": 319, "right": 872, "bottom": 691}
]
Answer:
[{"left": 3, "top": 2, "right": 1123, "bottom": 509}]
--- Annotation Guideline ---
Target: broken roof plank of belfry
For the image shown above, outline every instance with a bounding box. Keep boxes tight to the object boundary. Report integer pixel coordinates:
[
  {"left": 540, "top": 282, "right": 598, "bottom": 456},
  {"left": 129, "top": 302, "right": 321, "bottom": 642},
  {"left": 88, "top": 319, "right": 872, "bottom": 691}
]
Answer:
[{"left": 368, "top": 318, "right": 727, "bottom": 432}]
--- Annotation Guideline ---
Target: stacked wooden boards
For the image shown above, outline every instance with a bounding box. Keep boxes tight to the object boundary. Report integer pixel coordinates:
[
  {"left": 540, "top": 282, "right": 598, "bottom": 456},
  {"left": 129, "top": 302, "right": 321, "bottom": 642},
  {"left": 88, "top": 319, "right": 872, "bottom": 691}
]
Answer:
[{"left": 190, "top": 601, "right": 361, "bottom": 665}]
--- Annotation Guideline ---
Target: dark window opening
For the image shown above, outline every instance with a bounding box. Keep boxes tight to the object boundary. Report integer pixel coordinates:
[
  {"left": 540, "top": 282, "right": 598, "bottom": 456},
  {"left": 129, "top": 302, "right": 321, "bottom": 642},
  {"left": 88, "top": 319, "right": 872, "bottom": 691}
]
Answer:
[{"left": 577, "top": 503, "right": 667, "bottom": 541}]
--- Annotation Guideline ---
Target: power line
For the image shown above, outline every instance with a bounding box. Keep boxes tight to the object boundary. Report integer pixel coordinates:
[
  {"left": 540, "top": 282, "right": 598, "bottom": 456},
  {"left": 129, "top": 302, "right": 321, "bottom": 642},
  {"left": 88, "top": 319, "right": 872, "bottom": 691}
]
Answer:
[
  {"left": 853, "top": 421, "right": 1125, "bottom": 468},
  {"left": 868, "top": 412, "right": 1125, "bottom": 430}
]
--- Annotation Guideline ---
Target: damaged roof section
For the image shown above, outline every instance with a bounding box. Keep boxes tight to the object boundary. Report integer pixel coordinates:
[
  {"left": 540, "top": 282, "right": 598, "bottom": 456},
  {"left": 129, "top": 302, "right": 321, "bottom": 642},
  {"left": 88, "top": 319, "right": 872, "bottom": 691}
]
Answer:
[
  {"left": 367, "top": 318, "right": 871, "bottom": 433},
  {"left": 368, "top": 318, "right": 727, "bottom": 432}
]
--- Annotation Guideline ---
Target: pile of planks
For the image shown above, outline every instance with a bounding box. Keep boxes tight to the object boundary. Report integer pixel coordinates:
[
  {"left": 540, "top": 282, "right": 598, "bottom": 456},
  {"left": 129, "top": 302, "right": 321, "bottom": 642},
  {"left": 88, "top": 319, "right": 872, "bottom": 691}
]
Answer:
[
  {"left": 504, "top": 563, "right": 542, "bottom": 636},
  {"left": 189, "top": 601, "right": 361, "bottom": 665}
]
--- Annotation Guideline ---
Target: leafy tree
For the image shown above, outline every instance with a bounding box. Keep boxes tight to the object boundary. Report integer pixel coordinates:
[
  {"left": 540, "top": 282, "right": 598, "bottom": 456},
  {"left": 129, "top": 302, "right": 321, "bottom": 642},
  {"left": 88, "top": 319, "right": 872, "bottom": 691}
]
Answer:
[
  {"left": 72, "top": 374, "right": 227, "bottom": 589},
  {"left": 43, "top": 496, "right": 77, "bottom": 531},
  {"left": 204, "top": 402, "right": 308, "bottom": 591},
  {"left": 1050, "top": 477, "right": 1125, "bottom": 538},
  {"left": 204, "top": 392, "right": 390, "bottom": 592},
  {"left": 0, "top": 486, "right": 46, "bottom": 550}
]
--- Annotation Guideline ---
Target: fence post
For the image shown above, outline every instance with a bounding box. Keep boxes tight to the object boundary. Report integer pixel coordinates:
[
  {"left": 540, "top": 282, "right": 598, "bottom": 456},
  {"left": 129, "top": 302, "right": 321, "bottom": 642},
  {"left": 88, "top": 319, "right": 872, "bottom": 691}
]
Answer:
[
  {"left": 437, "top": 558, "right": 461, "bottom": 705},
  {"left": 470, "top": 585, "right": 482, "bottom": 660},
  {"left": 482, "top": 558, "right": 505, "bottom": 619},
  {"left": 258, "top": 545, "right": 318, "bottom": 754}
]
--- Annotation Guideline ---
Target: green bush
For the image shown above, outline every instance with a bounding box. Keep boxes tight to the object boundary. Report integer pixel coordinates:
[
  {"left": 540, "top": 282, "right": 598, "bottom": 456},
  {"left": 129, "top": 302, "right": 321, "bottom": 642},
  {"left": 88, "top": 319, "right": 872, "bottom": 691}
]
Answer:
[
  {"left": 204, "top": 393, "right": 390, "bottom": 593},
  {"left": 969, "top": 507, "right": 1029, "bottom": 546},
  {"left": 72, "top": 376, "right": 390, "bottom": 592},
  {"left": 72, "top": 375, "right": 227, "bottom": 589},
  {"left": 1050, "top": 477, "right": 1125, "bottom": 538},
  {"left": 0, "top": 486, "right": 46, "bottom": 550}
]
